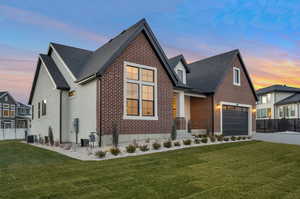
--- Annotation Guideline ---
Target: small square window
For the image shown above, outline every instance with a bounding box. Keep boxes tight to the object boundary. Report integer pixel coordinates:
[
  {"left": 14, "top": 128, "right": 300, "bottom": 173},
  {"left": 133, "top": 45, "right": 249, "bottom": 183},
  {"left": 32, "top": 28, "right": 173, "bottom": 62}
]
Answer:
[{"left": 233, "top": 67, "right": 240, "bottom": 86}]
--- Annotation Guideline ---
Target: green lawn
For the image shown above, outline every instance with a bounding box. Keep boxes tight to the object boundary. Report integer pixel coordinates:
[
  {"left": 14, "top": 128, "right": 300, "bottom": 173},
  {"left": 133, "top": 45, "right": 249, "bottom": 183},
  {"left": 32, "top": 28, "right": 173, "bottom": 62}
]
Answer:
[{"left": 1, "top": 141, "right": 300, "bottom": 199}]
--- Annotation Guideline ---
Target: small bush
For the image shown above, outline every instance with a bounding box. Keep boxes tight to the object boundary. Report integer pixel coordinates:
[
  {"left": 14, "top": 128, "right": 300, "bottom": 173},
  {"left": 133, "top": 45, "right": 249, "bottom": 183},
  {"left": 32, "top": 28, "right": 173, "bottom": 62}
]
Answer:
[
  {"left": 139, "top": 144, "right": 149, "bottom": 152},
  {"left": 95, "top": 150, "right": 106, "bottom": 158},
  {"left": 152, "top": 142, "right": 161, "bottom": 150},
  {"left": 247, "top": 136, "right": 251, "bottom": 139},
  {"left": 110, "top": 147, "right": 121, "bottom": 156},
  {"left": 194, "top": 139, "right": 201, "bottom": 144},
  {"left": 54, "top": 140, "right": 60, "bottom": 147},
  {"left": 174, "top": 141, "right": 181, "bottom": 147},
  {"left": 201, "top": 138, "right": 208, "bottom": 143},
  {"left": 171, "top": 121, "right": 177, "bottom": 141},
  {"left": 231, "top": 136, "right": 236, "bottom": 141},
  {"left": 217, "top": 136, "right": 224, "bottom": 142},
  {"left": 183, "top": 139, "right": 192, "bottom": 145},
  {"left": 163, "top": 140, "right": 172, "bottom": 148},
  {"left": 242, "top": 137, "right": 246, "bottom": 140},
  {"left": 224, "top": 137, "right": 229, "bottom": 142},
  {"left": 126, "top": 144, "right": 136, "bottom": 153},
  {"left": 210, "top": 136, "right": 216, "bottom": 143},
  {"left": 237, "top": 136, "right": 242, "bottom": 140}
]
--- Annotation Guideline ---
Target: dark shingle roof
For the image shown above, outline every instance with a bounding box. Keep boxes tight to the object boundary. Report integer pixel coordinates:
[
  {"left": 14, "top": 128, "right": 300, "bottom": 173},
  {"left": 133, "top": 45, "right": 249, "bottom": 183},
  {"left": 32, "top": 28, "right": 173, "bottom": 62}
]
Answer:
[
  {"left": 40, "top": 54, "right": 70, "bottom": 90},
  {"left": 49, "top": 19, "right": 177, "bottom": 84},
  {"left": 168, "top": 54, "right": 190, "bottom": 73},
  {"left": 187, "top": 50, "right": 239, "bottom": 93},
  {"left": 29, "top": 55, "right": 70, "bottom": 104},
  {"left": 256, "top": 85, "right": 300, "bottom": 95},
  {"left": 276, "top": 93, "right": 300, "bottom": 105},
  {"left": 0, "top": 91, "right": 7, "bottom": 98},
  {"left": 50, "top": 43, "right": 92, "bottom": 79}
]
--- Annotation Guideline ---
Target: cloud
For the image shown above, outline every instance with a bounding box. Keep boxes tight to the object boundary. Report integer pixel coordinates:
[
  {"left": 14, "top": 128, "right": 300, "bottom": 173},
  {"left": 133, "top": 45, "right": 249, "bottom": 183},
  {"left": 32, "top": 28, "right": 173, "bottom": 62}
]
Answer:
[{"left": 0, "top": 5, "right": 108, "bottom": 43}]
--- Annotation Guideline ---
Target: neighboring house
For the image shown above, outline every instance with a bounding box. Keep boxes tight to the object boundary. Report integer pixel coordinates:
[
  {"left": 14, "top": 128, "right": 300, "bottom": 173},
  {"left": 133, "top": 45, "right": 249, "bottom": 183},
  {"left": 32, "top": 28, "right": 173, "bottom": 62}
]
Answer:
[
  {"left": 29, "top": 19, "right": 257, "bottom": 145},
  {"left": 256, "top": 85, "right": 300, "bottom": 119},
  {"left": 0, "top": 91, "right": 31, "bottom": 130}
]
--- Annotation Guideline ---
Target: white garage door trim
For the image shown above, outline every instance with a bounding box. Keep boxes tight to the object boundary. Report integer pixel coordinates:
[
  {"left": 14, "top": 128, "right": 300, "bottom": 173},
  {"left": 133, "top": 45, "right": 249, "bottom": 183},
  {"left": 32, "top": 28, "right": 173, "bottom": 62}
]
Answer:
[{"left": 220, "top": 101, "right": 252, "bottom": 136}]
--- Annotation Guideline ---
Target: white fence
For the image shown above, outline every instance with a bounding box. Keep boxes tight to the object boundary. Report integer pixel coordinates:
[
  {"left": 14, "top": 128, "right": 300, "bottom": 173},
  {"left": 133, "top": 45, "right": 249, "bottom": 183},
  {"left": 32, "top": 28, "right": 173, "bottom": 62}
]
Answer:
[{"left": 0, "top": 128, "right": 29, "bottom": 140}]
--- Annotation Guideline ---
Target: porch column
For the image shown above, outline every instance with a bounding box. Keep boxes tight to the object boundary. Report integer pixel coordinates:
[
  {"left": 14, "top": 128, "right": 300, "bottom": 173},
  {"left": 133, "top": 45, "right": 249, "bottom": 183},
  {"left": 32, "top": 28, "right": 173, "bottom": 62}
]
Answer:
[{"left": 176, "top": 91, "right": 186, "bottom": 130}]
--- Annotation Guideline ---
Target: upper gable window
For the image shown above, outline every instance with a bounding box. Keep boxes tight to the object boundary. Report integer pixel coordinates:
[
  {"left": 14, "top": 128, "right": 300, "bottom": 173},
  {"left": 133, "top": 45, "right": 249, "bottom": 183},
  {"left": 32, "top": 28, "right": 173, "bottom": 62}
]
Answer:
[
  {"left": 177, "top": 69, "right": 183, "bottom": 82},
  {"left": 4, "top": 96, "right": 8, "bottom": 102},
  {"left": 233, "top": 67, "right": 241, "bottom": 86},
  {"left": 124, "top": 62, "right": 157, "bottom": 120}
]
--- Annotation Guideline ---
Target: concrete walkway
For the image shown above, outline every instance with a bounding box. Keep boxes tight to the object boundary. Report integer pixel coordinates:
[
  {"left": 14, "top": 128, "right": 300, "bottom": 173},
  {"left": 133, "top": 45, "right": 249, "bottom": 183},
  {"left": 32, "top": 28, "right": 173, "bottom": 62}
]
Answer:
[{"left": 255, "top": 132, "right": 300, "bottom": 145}]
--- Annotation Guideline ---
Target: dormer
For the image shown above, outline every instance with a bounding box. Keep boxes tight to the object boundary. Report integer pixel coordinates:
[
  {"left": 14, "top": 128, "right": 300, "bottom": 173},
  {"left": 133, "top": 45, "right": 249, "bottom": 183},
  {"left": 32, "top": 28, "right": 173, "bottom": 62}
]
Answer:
[{"left": 168, "top": 55, "right": 190, "bottom": 85}]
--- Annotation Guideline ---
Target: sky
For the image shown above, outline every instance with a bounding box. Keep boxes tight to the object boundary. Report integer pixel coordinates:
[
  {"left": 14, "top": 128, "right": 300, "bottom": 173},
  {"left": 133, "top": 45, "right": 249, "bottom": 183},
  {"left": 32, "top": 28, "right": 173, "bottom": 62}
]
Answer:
[{"left": 1, "top": 0, "right": 300, "bottom": 103}]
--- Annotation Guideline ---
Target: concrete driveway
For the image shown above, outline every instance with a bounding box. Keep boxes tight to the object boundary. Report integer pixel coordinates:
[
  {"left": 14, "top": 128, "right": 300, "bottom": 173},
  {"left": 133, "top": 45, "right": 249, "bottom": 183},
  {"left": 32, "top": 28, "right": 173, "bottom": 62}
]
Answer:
[{"left": 254, "top": 132, "right": 300, "bottom": 145}]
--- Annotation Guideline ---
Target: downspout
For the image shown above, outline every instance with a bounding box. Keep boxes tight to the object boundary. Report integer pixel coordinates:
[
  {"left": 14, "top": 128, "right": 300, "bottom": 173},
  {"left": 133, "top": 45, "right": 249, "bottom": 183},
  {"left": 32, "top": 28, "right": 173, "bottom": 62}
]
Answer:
[
  {"left": 211, "top": 95, "right": 214, "bottom": 135},
  {"left": 99, "top": 78, "right": 102, "bottom": 147},
  {"left": 59, "top": 90, "right": 62, "bottom": 144}
]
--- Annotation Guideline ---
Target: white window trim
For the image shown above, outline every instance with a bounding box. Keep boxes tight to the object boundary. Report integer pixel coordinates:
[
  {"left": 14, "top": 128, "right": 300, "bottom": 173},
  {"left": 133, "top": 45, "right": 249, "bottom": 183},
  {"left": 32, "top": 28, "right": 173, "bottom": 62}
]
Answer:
[
  {"left": 233, "top": 67, "right": 241, "bottom": 86},
  {"left": 123, "top": 61, "right": 158, "bottom": 120},
  {"left": 219, "top": 101, "right": 252, "bottom": 136}
]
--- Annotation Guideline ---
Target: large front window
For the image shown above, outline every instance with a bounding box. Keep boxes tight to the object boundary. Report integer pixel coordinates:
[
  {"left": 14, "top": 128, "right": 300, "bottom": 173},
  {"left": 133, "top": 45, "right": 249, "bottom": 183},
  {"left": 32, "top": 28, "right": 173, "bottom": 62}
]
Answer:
[{"left": 124, "top": 62, "right": 157, "bottom": 119}]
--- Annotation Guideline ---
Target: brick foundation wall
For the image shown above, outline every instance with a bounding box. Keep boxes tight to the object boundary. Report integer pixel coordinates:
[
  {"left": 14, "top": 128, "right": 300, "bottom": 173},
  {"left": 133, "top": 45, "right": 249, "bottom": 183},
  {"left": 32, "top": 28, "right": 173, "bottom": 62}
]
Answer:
[
  {"left": 97, "top": 32, "right": 173, "bottom": 135},
  {"left": 175, "top": 117, "right": 186, "bottom": 130}
]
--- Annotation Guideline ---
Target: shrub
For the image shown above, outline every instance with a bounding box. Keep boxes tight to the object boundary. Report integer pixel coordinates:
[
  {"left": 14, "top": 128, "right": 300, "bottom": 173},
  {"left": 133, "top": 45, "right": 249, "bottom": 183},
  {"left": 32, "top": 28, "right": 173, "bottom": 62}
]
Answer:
[
  {"left": 112, "top": 122, "right": 119, "bottom": 148},
  {"left": 174, "top": 141, "right": 181, "bottom": 147},
  {"left": 163, "top": 140, "right": 172, "bottom": 148},
  {"left": 183, "top": 139, "right": 192, "bottom": 145},
  {"left": 110, "top": 147, "right": 121, "bottom": 156},
  {"left": 231, "top": 136, "right": 236, "bottom": 141},
  {"left": 242, "top": 137, "right": 246, "bottom": 140},
  {"left": 152, "top": 142, "right": 161, "bottom": 150},
  {"left": 201, "top": 138, "right": 208, "bottom": 143},
  {"left": 54, "top": 140, "right": 60, "bottom": 147},
  {"left": 210, "top": 136, "right": 216, "bottom": 143},
  {"left": 187, "top": 120, "right": 192, "bottom": 133},
  {"left": 224, "top": 137, "right": 229, "bottom": 142},
  {"left": 217, "top": 135, "right": 224, "bottom": 142},
  {"left": 237, "top": 136, "right": 242, "bottom": 140},
  {"left": 48, "top": 127, "right": 54, "bottom": 146},
  {"left": 194, "top": 139, "right": 201, "bottom": 144},
  {"left": 95, "top": 150, "right": 106, "bottom": 158},
  {"left": 139, "top": 144, "right": 149, "bottom": 152},
  {"left": 247, "top": 136, "right": 251, "bottom": 139},
  {"left": 171, "top": 121, "right": 177, "bottom": 141},
  {"left": 126, "top": 144, "right": 136, "bottom": 153}
]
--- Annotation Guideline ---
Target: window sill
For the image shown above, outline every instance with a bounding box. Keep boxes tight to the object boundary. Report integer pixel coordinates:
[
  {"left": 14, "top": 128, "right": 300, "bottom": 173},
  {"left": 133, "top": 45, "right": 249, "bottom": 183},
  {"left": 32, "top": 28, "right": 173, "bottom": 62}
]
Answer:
[{"left": 123, "top": 115, "right": 158, "bottom": 120}]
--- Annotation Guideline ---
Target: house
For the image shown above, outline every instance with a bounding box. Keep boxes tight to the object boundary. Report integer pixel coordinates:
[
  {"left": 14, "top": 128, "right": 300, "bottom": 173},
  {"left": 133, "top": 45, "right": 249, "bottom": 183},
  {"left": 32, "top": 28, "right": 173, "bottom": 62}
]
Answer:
[
  {"left": 0, "top": 91, "right": 31, "bottom": 130},
  {"left": 28, "top": 19, "right": 257, "bottom": 145},
  {"left": 256, "top": 85, "right": 300, "bottom": 119}
]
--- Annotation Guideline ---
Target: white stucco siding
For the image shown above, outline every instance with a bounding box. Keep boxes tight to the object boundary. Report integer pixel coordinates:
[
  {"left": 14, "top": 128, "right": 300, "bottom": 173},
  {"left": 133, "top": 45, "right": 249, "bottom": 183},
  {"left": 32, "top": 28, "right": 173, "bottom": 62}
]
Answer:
[
  {"left": 174, "top": 61, "right": 186, "bottom": 84},
  {"left": 31, "top": 63, "right": 60, "bottom": 141},
  {"left": 50, "top": 49, "right": 97, "bottom": 142},
  {"left": 67, "top": 81, "right": 97, "bottom": 142}
]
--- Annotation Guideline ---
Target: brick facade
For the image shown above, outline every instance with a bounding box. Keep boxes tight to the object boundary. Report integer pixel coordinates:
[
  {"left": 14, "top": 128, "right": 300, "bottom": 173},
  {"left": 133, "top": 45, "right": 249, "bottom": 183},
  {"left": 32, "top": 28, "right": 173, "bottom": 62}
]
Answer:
[
  {"left": 189, "top": 55, "right": 256, "bottom": 134},
  {"left": 214, "top": 55, "right": 256, "bottom": 132},
  {"left": 175, "top": 117, "right": 186, "bottom": 130},
  {"left": 97, "top": 32, "right": 173, "bottom": 135}
]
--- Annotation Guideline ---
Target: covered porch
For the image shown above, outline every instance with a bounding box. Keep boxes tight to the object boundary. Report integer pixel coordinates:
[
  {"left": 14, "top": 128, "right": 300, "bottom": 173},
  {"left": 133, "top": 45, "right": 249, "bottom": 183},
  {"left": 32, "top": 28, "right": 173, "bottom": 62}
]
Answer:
[{"left": 173, "top": 90, "right": 207, "bottom": 135}]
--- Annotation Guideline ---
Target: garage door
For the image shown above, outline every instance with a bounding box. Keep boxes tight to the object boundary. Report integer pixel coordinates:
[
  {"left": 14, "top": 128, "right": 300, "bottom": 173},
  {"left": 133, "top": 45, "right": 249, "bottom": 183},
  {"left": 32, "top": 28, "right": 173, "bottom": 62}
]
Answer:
[{"left": 222, "top": 105, "right": 249, "bottom": 136}]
